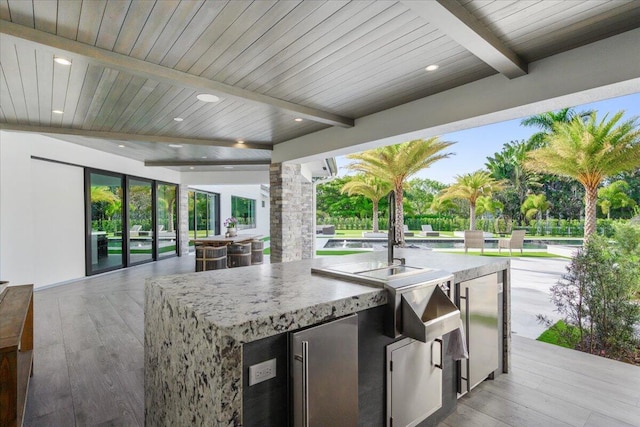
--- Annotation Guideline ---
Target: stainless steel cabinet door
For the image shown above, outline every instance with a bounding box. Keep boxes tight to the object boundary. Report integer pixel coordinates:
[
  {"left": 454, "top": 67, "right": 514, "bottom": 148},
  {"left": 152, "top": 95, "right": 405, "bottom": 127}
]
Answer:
[
  {"left": 291, "top": 314, "right": 358, "bottom": 427},
  {"left": 386, "top": 337, "right": 443, "bottom": 427},
  {"left": 459, "top": 273, "right": 499, "bottom": 392}
]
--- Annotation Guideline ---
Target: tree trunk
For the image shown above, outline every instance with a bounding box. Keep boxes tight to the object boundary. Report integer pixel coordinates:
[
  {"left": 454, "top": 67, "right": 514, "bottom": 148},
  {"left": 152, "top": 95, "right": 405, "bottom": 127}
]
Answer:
[
  {"left": 469, "top": 203, "right": 476, "bottom": 230},
  {"left": 583, "top": 185, "right": 598, "bottom": 239},
  {"left": 372, "top": 200, "right": 379, "bottom": 233},
  {"left": 396, "top": 186, "right": 405, "bottom": 245}
]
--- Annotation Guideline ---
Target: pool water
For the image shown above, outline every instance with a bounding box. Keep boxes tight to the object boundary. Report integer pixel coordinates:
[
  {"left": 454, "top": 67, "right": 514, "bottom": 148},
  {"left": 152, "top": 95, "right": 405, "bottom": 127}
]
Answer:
[{"left": 323, "top": 238, "right": 583, "bottom": 250}]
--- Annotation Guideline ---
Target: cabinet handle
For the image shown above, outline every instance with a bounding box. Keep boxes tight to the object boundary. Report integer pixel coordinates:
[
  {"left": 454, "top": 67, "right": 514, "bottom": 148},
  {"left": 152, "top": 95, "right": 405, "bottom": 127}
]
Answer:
[
  {"left": 465, "top": 287, "right": 471, "bottom": 393},
  {"left": 302, "top": 340, "right": 310, "bottom": 427},
  {"left": 434, "top": 338, "right": 443, "bottom": 369}
]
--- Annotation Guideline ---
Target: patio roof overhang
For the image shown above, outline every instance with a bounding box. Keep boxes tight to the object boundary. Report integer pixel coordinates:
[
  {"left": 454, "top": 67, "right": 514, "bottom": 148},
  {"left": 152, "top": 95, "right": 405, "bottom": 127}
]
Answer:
[
  {"left": 1, "top": 1, "right": 639, "bottom": 175},
  {"left": 273, "top": 28, "right": 640, "bottom": 164}
]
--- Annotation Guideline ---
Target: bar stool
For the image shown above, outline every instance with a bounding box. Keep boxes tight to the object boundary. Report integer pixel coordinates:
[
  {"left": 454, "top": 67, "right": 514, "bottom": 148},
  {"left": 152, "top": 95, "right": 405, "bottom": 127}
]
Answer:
[
  {"left": 195, "top": 245, "right": 227, "bottom": 272},
  {"left": 227, "top": 242, "right": 252, "bottom": 268},
  {"left": 251, "top": 240, "right": 264, "bottom": 265}
]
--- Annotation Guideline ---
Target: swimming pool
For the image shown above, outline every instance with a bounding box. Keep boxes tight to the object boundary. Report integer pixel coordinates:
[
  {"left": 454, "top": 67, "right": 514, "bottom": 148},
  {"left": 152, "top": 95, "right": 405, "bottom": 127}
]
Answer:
[{"left": 322, "top": 238, "right": 583, "bottom": 250}]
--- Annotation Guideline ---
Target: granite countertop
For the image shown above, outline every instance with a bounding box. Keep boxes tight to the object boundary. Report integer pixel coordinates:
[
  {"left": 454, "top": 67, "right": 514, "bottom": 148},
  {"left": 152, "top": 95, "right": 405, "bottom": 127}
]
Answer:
[{"left": 146, "top": 249, "right": 509, "bottom": 344}]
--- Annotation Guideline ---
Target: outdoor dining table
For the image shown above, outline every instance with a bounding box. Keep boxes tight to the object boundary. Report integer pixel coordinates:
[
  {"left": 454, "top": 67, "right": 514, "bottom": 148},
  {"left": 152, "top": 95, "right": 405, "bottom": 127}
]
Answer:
[{"left": 191, "top": 234, "right": 263, "bottom": 247}]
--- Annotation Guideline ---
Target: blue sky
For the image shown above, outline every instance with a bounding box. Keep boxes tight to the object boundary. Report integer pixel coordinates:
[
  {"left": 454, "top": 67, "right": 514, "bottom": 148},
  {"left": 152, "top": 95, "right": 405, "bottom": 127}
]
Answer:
[{"left": 336, "top": 92, "right": 640, "bottom": 184}]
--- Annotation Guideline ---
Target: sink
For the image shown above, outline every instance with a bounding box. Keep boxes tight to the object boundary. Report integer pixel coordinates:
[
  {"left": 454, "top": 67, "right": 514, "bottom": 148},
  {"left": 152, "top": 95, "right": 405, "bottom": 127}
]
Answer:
[
  {"left": 311, "top": 261, "right": 459, "bottom": 341},
  {"left": 310, "top": 262, "right": 436, "bottom": 287}
]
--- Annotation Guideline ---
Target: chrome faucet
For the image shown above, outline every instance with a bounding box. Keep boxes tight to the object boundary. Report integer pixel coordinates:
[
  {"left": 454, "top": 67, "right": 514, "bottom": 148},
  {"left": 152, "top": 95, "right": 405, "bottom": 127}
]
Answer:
[{"left": 387, "top": 190, "right": 405, "bottom": 266}]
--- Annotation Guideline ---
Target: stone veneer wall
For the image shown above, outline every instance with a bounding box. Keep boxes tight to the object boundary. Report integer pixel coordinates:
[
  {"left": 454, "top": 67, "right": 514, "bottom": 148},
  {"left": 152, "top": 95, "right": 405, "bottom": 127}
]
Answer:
[
  {"left": 269, "top": 163, "right": 314, "bottom": 263},
  {"left": 178, "top": 184, "right": 190, "bottom": 256},
  {"left": 300, "top": 179, "right": 314, "bottom": 260}
]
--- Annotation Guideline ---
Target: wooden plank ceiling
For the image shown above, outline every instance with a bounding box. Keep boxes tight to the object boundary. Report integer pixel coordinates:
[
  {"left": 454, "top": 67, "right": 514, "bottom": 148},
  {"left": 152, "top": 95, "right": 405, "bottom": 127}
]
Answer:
[{"left": 1, "top": 0, "right": 639, "bottom": 172}]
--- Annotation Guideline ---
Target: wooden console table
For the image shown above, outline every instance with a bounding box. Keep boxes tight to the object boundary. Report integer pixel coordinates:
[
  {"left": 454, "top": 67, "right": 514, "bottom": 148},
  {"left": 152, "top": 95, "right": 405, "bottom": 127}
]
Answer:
[{"left": 0, "top": 285, "right": 34, "bottom": 427}]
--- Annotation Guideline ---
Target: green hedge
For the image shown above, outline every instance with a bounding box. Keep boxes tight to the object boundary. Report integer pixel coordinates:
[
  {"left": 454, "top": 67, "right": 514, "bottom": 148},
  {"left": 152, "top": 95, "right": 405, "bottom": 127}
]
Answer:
[{"left": 318, "top": 216, "right": 624, "bottom": 237}]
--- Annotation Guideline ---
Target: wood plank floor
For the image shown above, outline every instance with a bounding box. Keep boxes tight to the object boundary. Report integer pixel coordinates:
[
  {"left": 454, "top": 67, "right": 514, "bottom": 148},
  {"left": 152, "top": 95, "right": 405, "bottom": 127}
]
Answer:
[
  {"left": 442, "top": 336, "right": 640, "bottom": 427},
  {"left": 22, "top": 255, "right": 640, "bottom": 426}
]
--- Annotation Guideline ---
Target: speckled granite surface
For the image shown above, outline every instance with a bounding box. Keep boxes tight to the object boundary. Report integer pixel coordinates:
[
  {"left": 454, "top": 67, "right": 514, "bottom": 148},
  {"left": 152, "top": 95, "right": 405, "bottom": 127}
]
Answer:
[{"left": 145, "top": 249, "right": 509, "bottom": 426}]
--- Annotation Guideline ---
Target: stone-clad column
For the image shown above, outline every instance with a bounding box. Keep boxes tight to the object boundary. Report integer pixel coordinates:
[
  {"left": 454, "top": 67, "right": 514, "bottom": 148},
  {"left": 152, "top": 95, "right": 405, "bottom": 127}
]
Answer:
[
  {"left": 178, "top": 184, "right": 190, "bottom": 256},
  {"left": 270, "top": 163, "right": 314, "bottom": 263}
]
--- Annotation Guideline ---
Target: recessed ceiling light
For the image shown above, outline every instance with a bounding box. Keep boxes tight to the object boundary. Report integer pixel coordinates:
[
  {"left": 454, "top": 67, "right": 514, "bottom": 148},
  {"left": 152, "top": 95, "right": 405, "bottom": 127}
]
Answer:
[
  {"left": 189, "top": 167, "right": 195, "bottom": 170},
  {"left": 168, "top": 144, "right": 183, "bottom": 148},
  {"left": 173, "top": 117, "right": 183, "bottom": 122},
  {"left": 237, "top": 140, "right": 245, "bottom": 144},
  {"left": 52, "top": 109, "right": 64, "bottom": 114},
  {"left": 196, "top": 94, "right": 220, "bottom": 103},
  {"left": 425, "top": 64, "right": 439, "bottom": 71},
  {"left": 118, "top": 144, "right": 125, "bottom": 148},
  {"left": 224, "top": 166, "right": 234, "bottom": 169},
  {"left": 294, "top": 118, "right": 303, "bottom": 122},
  {"left": 54, "top": 57, "right": 72, "bottom": 65},
  {"left": 201, "top": 156, "right": 207, "bottom": 159}
]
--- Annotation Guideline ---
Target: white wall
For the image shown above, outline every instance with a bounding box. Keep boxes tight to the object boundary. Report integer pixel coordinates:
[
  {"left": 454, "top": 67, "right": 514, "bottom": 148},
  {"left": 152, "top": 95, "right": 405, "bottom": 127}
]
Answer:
[
  {"left": 0, "top": 131, "right": 181, "bottom": 288},
  {"left": 32, "top": 159, "right": 85, "bottom": 286},
  {"left": 190, "top": 184, "right": 270, "bottom": 238}
]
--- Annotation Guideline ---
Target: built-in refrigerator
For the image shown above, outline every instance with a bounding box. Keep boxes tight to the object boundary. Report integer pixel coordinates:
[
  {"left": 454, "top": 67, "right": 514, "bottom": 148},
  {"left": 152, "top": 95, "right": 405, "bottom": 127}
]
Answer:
[
  {"left": 457, "top": 273, "right": 500, "bottom": 394},
  {"left": 290, "top": 314, "right": 358, "bottom": 427}
]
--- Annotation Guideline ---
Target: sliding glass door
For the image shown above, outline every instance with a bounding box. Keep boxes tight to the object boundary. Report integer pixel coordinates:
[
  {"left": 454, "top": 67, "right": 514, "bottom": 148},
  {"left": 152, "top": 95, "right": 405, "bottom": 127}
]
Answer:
[
  {"left": 188, "top": 190, "right": 220, "bottom": 250},
  {"left": 86, "top": 171, "right": 124, "bottom": 274},
  {"left": 86, "top": 170, "right": 179, "bottom": 275},
  {"left": 157, "top": 182, "right": 178, "bottom": 259},
  {"left": 127, "top": 178, "right": 153, "bottom": 265}
]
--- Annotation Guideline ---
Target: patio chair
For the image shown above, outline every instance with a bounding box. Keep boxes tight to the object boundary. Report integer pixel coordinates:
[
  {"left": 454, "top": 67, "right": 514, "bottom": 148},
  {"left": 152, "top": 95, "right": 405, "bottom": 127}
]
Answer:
[
  {"left": 403, "top": 225, "right": 414, "bottom": 237},
  {"left": 420, "top": 224, "right": 439, "bottom": 237},
  {"left": 130, "top": 224, "right": 142, "bottom": 237},
  {"left": 464, "top": 230, "right": 484, "bottom": 254},
  {"left": 498, "top": 230, "right": 526, "bottom": 256}
]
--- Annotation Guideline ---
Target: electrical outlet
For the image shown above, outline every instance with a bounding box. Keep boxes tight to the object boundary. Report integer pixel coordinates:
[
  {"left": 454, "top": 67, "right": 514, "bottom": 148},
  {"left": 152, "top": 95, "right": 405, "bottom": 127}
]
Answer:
[{"left": 249, "top": 358, "right": 276, "bottom": 386}]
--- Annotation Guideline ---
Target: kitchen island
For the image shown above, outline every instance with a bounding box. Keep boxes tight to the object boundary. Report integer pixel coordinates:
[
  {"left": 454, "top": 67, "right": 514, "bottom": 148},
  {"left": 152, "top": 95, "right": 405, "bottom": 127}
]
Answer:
[{"left": 145, "top": 249, "right": 510, "bottom": 426}]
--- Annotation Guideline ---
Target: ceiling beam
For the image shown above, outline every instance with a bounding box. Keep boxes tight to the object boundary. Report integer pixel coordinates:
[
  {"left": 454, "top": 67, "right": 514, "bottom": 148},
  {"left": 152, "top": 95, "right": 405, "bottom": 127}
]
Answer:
[
  {"left": 402, "top": 0, "right": 527, "bottom": 79},
  {"left": 145, "top": 160, "right": 271, "bottom": 167},
  {"left": 0, "top": 123, "right": 272, "bottom": 151},
  {"left": 0, "top": 20, "right": 354, "bottom": 128},
  {"left": 273, "top": 28, "right": 640, "bottom": 163}
]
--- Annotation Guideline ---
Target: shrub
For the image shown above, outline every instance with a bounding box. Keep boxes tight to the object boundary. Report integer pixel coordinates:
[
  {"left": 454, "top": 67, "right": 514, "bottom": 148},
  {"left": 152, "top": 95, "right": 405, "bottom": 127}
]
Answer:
[{"left": 547, "top": 235, "right": 640, "bottom": 362}]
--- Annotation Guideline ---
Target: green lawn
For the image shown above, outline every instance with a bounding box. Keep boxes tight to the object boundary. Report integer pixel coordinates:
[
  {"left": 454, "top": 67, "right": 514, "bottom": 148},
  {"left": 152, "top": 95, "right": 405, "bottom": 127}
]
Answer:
[
  {"left": 537, "top": 320, "right": 581, "bottom": 349},
  {"left": 438, "top": 250, "right": 561, "bottom": 258},
  {"left": 327, "top": 230, "right": 457, "bottom": 238},
  {"left": 263, "top": 247, "right": 368, "bottom": 256},
  {"left": 323, "top": 230, "right": 582, "bottom": 240},
  {"left": 316, "top": 250, "right": 369, "bottom": 256}
]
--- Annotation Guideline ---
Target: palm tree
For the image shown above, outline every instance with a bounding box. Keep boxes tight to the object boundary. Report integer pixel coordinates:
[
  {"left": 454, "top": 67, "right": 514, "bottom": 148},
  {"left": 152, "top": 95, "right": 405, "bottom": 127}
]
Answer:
[
  {"left": 485, "top": 139, "right": 541, "bottom": 223},
  {"left": 521, "top": 107, "right": 593, "bottom": 147},
  {"left": 597, "top": 180, "right": 636, "bottom": 219},
  {"left": 525, "top": 111, "right": 640, "bottom": 239},
  {"left": 347, "top": 138, "right": 455, "bottom": 244},
  {"left": 521, "top": 193, "right": 551, "bottom": 235},
  {"left": 341, "top": 175, "right": 392, "bottom": 233},
  {"left": 430, "top": 197, "right": 459, "bottom": 216},
  {"left": 438, "top": 170, "right": 506, "bottom": 231},
  {"left": 476, "top": 196, "right": 504, "bottom": 234}
]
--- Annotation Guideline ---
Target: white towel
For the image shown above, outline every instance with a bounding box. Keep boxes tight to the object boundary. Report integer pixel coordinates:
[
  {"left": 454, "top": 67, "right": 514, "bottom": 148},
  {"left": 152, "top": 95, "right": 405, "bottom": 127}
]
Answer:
[{"left": 446, "top": 318, "right": 469, "bottom": 361}]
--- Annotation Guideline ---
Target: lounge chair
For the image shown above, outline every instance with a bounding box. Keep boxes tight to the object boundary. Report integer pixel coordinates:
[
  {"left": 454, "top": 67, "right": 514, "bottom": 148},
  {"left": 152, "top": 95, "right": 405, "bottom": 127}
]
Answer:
[
  {"left": 420, "top": 225, "right": 439, "bottom": 237},
  {"left": 464, "top": 230, "right": 484, "bottom": 254},
  {"left": 498, "top": 230, "right": 526, "bottom": 256},
  {"left": 403, "top": 225, "right": 414, "bottom": 237},
  {"left": 130, "top": 224, "right": 142, "bottom": 237}
]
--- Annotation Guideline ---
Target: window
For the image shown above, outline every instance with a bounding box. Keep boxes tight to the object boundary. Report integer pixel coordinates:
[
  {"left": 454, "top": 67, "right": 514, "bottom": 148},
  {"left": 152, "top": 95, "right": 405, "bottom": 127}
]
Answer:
[{"left": 231, "top": 196, "right": 256, "bottom": 229}]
